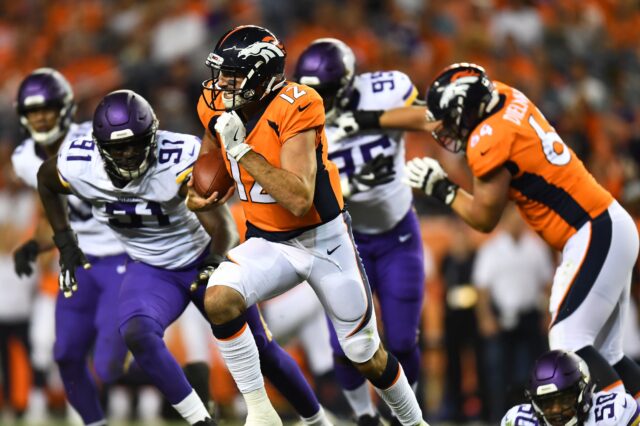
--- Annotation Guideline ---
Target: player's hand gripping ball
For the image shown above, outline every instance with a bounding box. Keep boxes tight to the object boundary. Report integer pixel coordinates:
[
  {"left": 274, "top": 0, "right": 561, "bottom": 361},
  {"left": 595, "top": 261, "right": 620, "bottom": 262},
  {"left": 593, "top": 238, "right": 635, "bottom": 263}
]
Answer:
[{"left": 191, "top": 147, "right": 235, "bottom": 199}]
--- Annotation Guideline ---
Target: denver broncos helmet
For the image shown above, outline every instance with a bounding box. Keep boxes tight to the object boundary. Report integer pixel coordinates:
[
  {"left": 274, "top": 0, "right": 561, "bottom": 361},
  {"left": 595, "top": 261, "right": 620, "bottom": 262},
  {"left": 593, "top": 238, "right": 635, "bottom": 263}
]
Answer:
[
  {"left": 525, "top": 350, "right": 594, "bottom": 426},
  {"left": 16, "top": 68, "right": 76, "bottom": 146},
  {"left": 202, "top": 25, "right": 286, "bottom": 111},
  {"left": 93, "top": 90, "right": 158, "bottom": 181},
  {"left": 426, "top": 63, "right": 500, "bottom": 153},
  {"left": 293, "top": 38, "right": 356, "bottom": 123}
]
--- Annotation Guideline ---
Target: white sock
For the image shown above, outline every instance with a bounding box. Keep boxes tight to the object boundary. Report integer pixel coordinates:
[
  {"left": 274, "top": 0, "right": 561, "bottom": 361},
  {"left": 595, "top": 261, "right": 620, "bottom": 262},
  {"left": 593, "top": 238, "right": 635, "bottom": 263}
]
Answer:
[
  {"left": 244, "top": 387, "right": 281, "bottom": 424},
  {"left": 215, "top": 323, "right": 264, "bottom": 393},
  {"left": 301, "top": 406, "right": 333, "bottom": 425},
  {"left": 172, "top": 389, "right": 210, "bottom": 424},
  {"left": 344, "top": 382, "right": 376, "bottom": 418},
  {"left": 374, "top": 369, "right": 423, "bottom": 426}
]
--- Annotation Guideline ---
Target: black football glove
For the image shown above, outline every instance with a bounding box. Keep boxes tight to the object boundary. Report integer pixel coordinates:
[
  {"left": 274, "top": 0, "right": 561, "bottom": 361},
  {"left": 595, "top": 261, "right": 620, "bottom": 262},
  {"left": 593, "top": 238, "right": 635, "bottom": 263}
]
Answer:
[
  {"left": 53, "top": 228, "right": 91, "bottom": 298},
  {"left": 343, "top": 154, "right": 395, "bottom": 197},
  {"left": 190, "top": 253, "right": 226, "bottom": 292},
  {"left": 13, "top": 239, "right": 40, "bottom": 277},
  {"left": 331, "top": 110, "right": 383, "bottom": 141}
]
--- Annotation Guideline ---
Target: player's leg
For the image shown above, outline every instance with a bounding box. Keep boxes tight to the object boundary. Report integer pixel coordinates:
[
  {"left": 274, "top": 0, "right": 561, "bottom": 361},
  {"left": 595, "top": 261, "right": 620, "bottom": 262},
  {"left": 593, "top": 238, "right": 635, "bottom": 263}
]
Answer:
[
  {"left": 53, "top": 263, "right": 104, "bottom": 425},
  {"left": 374, "top": 211, "right": 425, "bottom": 388},
  {"left": 308, "top": 213, "right": 425, "bottom": 425},
  {"left": 249, "top": 305, "right": 331, "bottom": 425},
  {"left": 91, "top": 254, "right": 129, "bottom": 385},
  {"left": 205, "top": 237, "right": 305, "bottom": 426},
  {"left": 594, "top": 203, "right": 640, "bottom": 400},
  {"left": 117, "top": 260, "right": 211, "bottom": 425},
  {"left": 325, "top": 238, "right": 376, "bottom": 423},
  {"left": 549, "top": 203, "right": 638, "bottom": 392}
]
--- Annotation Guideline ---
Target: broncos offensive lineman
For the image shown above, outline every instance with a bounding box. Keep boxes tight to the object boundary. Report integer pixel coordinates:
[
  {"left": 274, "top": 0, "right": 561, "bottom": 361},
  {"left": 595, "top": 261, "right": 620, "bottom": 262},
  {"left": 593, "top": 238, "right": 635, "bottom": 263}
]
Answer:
[
  {"left": 191, "top": 25, "right": 428, "bottom": 426},
  {"left": 36, "top": 90, "right": 330, "bottom": 426},
  {"left": 501, "top": 350, "right": 640, "bottom": 426},
  {"left": 405, "top": 63, "right": 640, "bottom": 400},
  {"left": 293, "top": 38, "right": 434, "bottom": 426},
  {"left": 11, "top": 68, "right": 128, "bottom": 426}
]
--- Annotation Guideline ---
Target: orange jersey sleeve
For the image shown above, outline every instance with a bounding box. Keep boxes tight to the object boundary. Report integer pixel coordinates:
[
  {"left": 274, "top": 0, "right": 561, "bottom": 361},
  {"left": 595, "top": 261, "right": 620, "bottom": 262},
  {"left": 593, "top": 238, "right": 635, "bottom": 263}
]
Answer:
[
  {"left": 197, "top": 91, "right": 216, "bottom": 136},
  {"left": 199, "top": 82, "right": 344, "bottom": 240},
  {"left": 466, "top": 81, "right": 614, "bottom": 251}
]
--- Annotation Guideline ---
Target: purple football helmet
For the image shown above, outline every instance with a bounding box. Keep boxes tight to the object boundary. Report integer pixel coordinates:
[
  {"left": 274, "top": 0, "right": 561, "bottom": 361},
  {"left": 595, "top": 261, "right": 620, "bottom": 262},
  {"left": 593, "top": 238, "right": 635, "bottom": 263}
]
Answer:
[
  {"left": 93, "top": 90, "right": 158, "bottom": 181},
  {"left": 15, "top": 68, "right": 76, "bottom": 146},
  {"left": 525, "top": 350, "right": 594, "bottom": 426},
  {"left": 293, "top": 38, "right": 356, "bottom": 122},
  {"left": 426, "top": 63, "right": 500, "bottom": 153},
  {"left": 201, "top": 25, "right": 286, "bottom": 112}
]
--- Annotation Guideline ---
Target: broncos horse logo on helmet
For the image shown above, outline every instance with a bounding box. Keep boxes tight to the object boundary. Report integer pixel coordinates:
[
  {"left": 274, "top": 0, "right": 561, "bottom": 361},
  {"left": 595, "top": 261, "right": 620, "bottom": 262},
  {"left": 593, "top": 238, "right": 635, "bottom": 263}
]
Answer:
[
  {"left": 201, "top": 25, "right": 287, "bottom": 112},
  {"left": 426, "top": 63, "right": 500, "bottom": 153}
]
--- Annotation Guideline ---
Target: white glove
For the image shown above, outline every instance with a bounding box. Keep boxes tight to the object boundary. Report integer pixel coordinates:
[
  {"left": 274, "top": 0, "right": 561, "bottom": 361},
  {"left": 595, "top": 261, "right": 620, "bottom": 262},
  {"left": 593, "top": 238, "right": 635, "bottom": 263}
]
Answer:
[
  {"left": 214, "top": 111, "right": 252, "bottom": 161},
  {"left": 331, "top": 111, "right": 359, "bottom": 141},
  {"left": 403, "top": 157, "right": 458, "bottom": 205}
]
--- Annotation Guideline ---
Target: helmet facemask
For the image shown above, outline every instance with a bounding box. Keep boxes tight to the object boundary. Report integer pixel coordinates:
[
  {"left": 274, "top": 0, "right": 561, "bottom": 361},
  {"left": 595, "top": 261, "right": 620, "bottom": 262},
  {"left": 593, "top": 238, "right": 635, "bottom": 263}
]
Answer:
[{"left": 95, "top": 122, "right": 158, "bottom": 181}]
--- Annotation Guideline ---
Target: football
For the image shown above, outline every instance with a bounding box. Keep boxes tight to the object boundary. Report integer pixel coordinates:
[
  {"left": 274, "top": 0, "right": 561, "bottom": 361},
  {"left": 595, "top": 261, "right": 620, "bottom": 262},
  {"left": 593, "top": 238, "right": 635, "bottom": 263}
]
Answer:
[{"left": 191, "top": 147, "right": 235, "bottom": 198}]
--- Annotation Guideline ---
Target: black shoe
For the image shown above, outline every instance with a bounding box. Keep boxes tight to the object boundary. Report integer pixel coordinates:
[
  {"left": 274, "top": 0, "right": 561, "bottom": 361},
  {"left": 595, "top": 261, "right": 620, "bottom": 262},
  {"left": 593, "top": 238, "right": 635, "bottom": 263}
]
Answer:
[
  {"left": 194, "top": 417, "right": 217, "bottom": 425},
  {"left": 357, "top": 414, "right": 383, "bottom": 426}
]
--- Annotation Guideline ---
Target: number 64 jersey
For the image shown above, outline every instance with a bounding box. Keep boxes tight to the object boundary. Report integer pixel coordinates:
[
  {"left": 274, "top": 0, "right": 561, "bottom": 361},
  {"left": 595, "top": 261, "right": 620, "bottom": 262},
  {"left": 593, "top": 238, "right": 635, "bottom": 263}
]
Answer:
[
  {"left": 56, "top": 130, "right": 210, "bottom": 270},
  {"left": 501, "top": 392, "right": 640, "bottom": 426}
]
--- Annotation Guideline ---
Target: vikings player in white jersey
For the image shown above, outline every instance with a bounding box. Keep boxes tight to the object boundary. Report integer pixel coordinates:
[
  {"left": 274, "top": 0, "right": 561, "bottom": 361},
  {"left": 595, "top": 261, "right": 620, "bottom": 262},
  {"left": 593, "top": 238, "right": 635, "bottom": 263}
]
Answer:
[
  {"left": 294, "top": 39, "right": 435, "bottom": 426},
  {"left": 11, "top": 68, "right": 127, "bottom": 426},
  {"left": 501, "top": 350, "right": 640, "bottom": 426},
  {"left": 37, "top": 90, "right": 333, "bottom": 426}
]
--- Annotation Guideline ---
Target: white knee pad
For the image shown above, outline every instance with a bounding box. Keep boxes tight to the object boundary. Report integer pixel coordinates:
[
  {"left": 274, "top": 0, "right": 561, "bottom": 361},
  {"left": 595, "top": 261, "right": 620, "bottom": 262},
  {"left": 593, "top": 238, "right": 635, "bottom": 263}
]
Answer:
[{"left": 339, "top": 320, "right": 380, "bottom": 364}]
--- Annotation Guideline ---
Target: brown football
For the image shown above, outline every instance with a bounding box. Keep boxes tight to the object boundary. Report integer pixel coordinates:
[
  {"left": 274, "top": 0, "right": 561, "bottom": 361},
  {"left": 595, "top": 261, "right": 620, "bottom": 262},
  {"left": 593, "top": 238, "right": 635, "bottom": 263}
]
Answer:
[{"left": 191, "top": 147, "right": 235, "bottom": 198}]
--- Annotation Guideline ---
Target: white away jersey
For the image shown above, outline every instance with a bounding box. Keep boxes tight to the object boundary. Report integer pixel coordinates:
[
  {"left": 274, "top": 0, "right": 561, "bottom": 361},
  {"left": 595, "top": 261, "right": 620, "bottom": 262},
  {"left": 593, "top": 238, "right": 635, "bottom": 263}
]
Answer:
[
  {"left": 56, "top": 129, "right": 210, "bottom": 269},
  {"left": 501, "top": 391, "right": 640, "bottom": 426},
  {"left": 11, "top": 122, "right": 123, "bottom": 257},
  {"left": 326, "top": 71, "right": 419, "bottom": 234}
]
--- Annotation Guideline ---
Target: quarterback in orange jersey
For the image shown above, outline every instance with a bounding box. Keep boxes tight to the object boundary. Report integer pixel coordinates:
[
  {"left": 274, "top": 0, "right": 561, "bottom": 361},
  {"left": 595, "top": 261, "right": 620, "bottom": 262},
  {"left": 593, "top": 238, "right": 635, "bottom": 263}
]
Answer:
[
  {"left": 189, "top": 25, "right": 428, "bottom": 426},
  {"left": 405, "top": 63, "right": 640, "bottom": 401}
]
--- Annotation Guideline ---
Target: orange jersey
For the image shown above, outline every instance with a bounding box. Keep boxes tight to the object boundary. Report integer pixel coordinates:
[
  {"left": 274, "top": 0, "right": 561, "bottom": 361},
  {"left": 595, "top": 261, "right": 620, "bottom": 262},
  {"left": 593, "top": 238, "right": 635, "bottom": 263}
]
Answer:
[
  {"left": 466, "top": 81, "right": 613, "bottom": 251},
  {"left": 198, "top": 82, "right": 344, "bottom": 240}
]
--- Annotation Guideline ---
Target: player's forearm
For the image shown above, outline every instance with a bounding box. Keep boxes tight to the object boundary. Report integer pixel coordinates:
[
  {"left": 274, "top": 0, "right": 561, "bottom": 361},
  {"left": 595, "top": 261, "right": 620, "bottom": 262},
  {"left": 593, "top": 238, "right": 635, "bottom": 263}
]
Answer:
[
  {"left": 450, "top": 188, "right": 500, "bottom": 233},
  {"left": 196, "top": 204, "right": 239, "bottom": 256},
  {"left": 240, "top": 151, "right": 314, "bottom": 217},
  {"left": 379, "top": 106, "right": 438, "bottom": 132},
  {"left": 37, "top": 160, "right": 72, "bottom": 233}
]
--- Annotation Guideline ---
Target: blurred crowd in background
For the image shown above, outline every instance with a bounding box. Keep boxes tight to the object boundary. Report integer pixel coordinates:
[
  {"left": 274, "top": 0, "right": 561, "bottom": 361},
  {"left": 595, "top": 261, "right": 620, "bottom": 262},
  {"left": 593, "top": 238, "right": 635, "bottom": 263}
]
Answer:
[{"left": 2, "top": 0, "right": 640, "bottom": 424}]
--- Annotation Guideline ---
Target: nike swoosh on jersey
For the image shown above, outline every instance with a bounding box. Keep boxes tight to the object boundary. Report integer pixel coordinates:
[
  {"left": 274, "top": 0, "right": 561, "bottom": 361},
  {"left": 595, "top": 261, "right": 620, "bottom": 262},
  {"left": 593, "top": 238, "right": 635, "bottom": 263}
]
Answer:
[
  {"left": 298, "top": 103, "right": 312, "bottom": 112},
  {"left": 233, "top": 129, "right": 240, "bottom": 142},
  {"left": 327, "top": 244, "right": 341, "bottom": 255},
  {"left": 399, "top": 233, "right": 412, "bottom": 243}
]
